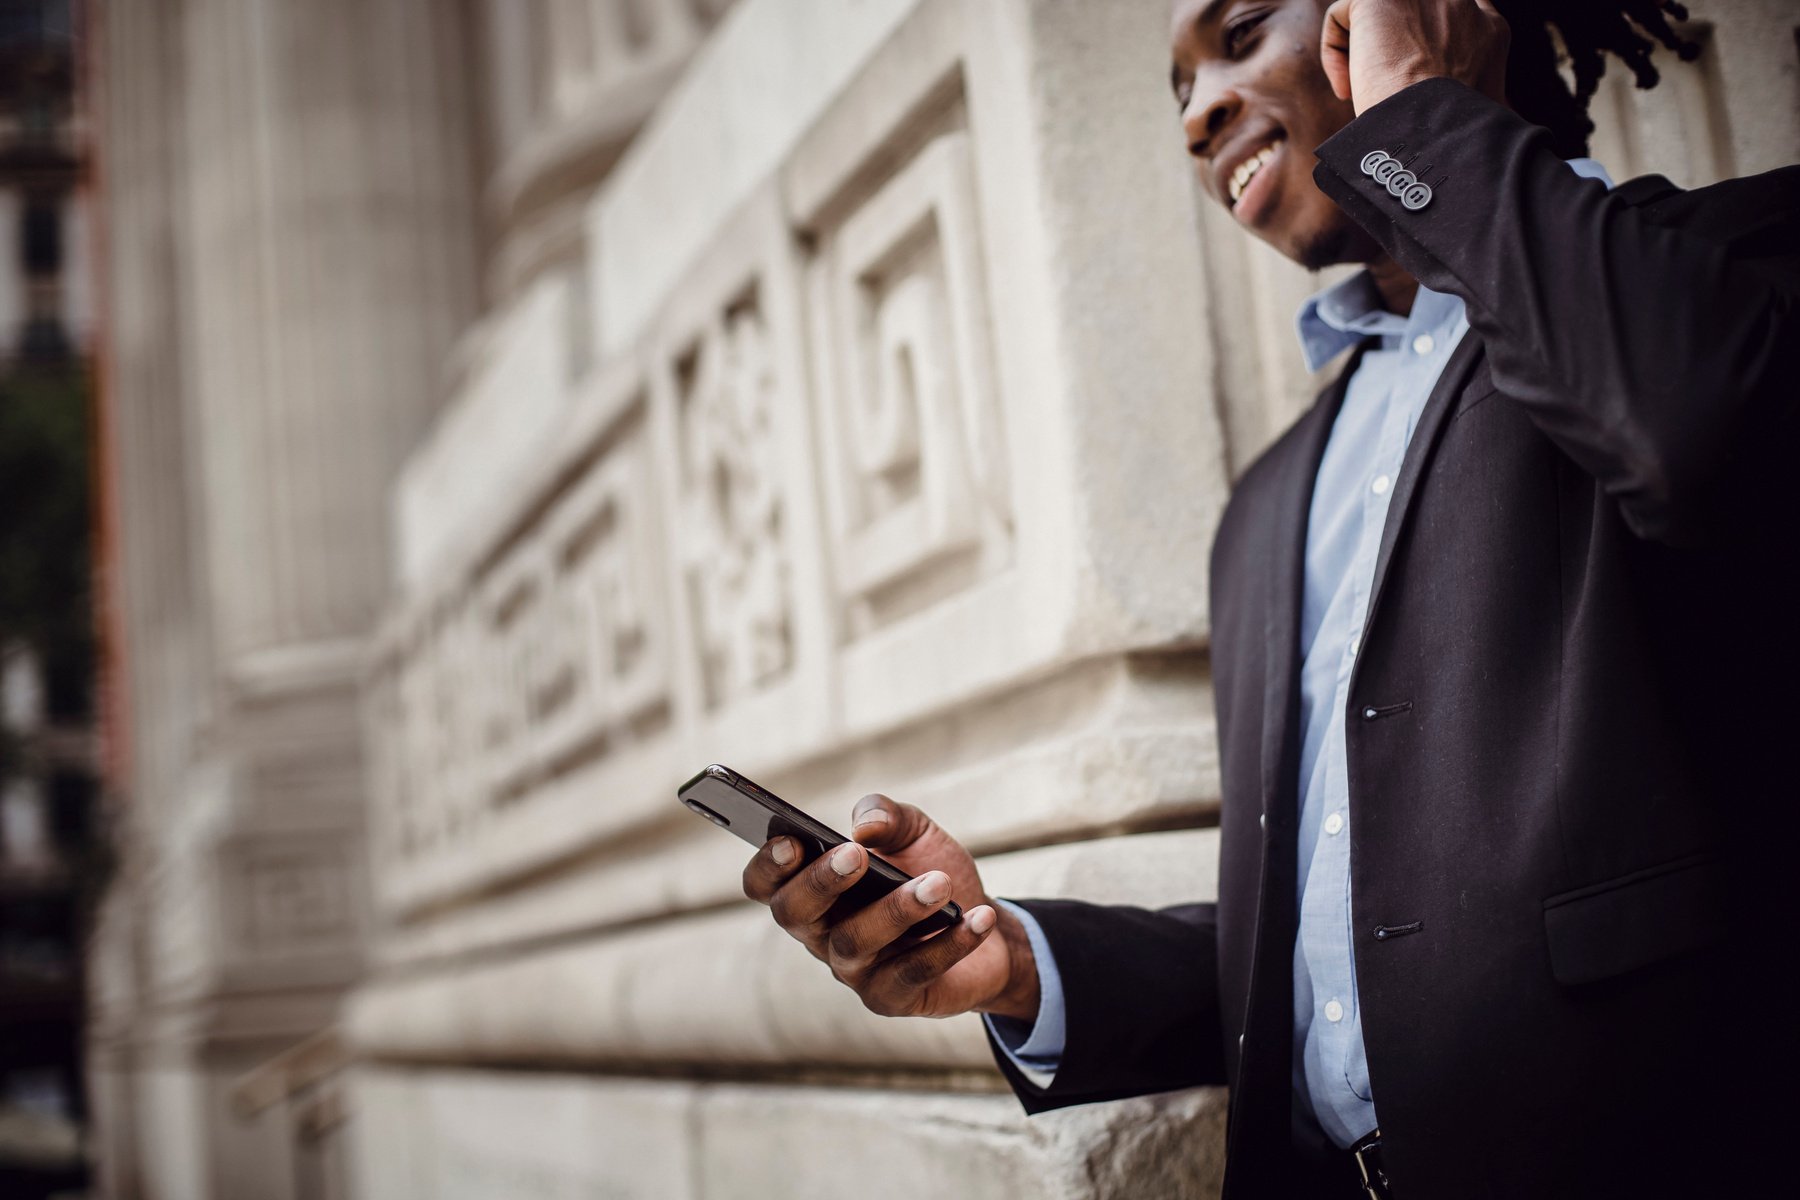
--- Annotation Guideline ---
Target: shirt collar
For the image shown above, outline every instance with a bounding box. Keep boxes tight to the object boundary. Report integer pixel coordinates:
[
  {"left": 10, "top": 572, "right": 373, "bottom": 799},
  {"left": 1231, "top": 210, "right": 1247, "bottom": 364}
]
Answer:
[
  {"left": 1293, "top": 156, "right": 1613, "bottom": 372},
  {"left": 1565, "top": 157, "right": 1614, "bottom": 188}
]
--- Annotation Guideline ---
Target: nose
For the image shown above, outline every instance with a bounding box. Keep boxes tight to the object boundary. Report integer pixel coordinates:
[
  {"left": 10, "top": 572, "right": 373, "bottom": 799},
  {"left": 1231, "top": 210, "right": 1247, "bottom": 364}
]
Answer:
[{"left": 1183, "top": 78, "right": 1242, "bottom": 159}]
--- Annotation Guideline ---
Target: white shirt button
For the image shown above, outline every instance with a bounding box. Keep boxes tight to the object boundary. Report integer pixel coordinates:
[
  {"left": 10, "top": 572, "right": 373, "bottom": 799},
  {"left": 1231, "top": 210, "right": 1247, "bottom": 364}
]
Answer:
[
  {"left": 1371, "top": 474, "right": 1391, "bottom": 495},
  {"left": 1324, "top": 999, "right": 1345, "bottom": 1023},
  {"left": 1412, "top": 333, "right": 1435, "bottom": 356},
  {"left": 1348, "top": 634, "right": 1360, "bottom": 656},
  {"left": 1324, "top": 812, "right": 1345, "bottom": 836}
]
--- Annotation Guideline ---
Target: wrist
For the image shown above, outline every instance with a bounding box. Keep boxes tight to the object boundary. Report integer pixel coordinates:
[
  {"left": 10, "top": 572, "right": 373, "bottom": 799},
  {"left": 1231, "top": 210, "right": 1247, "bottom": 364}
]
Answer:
[
  {"left": 981, "top": 902, "right": 1042, "bottom": 1024},
  {"left": 1362, "top": 71, "right": 1506, "bottom": 119},
  {"left": 1359, "top": 68, "right": 1439, "bottom": 116}
]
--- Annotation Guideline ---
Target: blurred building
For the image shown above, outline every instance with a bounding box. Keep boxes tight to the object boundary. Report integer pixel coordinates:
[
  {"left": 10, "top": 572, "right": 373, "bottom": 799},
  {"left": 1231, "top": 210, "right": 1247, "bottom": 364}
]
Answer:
[
  {"left": 0, "top": 0, "right": 90, "bottom": 365},
  {"left": 83, "top": 1, "right": 1799, "bottom": 1198},
  {"left": 0, "top": 644, "right": 96, "bottom": 1199},
  {"left": 0, "top": 0, "right": 99, "bottom": 1196}
]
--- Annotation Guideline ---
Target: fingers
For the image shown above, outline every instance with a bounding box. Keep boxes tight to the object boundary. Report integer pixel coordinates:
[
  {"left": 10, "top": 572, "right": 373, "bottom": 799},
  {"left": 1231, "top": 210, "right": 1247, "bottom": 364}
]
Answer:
[
  {"left": 849, "top": 793, "right": 933, "bottom": 853},
  {"left": 741, "top": 835, "right": 805, "bottom": 904},
  {"left": 1320, "top": 0, "right": 1354, "bottom": 103},
  {"left": 824, "top": 868, "right": 955, "bottom": 976},
  {"left": 766, "top": 841, "right": 868, "bottom": 957},
  {"left": 859, "top": 905, "right": 998, "bottom": 1018}
]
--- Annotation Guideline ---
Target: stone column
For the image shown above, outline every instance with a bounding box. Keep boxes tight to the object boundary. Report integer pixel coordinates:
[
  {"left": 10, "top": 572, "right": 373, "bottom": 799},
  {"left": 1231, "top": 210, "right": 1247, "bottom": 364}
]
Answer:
[
  {"left": 89, "top": 0, "right": 479, "bottom": 1196},
  {"left": 177, "top": 0, "right": 477, "bottom": 677},
  {"left": 89, "top": 5, "right": 207, "bottom": 1194}
]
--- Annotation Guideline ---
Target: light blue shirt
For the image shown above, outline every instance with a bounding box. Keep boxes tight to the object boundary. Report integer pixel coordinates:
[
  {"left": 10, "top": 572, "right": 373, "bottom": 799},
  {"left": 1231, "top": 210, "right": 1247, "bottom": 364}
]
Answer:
[
  {"left": 1287, "top": 272, "right": 1470, "bottom": 1145},
  {"left": 988, "top": 159, "right": 1612, "bottom": 1144}
]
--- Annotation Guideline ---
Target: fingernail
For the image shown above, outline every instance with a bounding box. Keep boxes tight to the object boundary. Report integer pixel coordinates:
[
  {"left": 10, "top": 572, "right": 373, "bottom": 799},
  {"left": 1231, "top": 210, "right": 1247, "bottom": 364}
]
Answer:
[
  {"left": 913, "top": 871, "right": 949, "bottom": 906},
  {"left": 770, "top": 839, "right": 795, "bottom": 866},
  {"left": 830, "top": 843, "right": 861, "bottom": 876},
  {"left": 967, "top": 905, "right": 996, "bottom": 935},
  {"left": 853, "top": 808, "right": 890, "bottom": 830}
]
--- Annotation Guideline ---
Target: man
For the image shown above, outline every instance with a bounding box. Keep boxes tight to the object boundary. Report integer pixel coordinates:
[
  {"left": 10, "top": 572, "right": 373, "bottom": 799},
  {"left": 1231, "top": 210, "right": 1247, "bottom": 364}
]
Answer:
[{"left": 742, "top": 1, "right": 1799, "bottom": 1195}]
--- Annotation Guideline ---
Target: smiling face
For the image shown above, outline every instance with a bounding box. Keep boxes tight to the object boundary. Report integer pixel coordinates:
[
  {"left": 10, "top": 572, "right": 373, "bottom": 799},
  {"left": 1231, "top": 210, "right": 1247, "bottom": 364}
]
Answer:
[{"left": 1169, "top": 0, "right": 1383, "bottom": 270}]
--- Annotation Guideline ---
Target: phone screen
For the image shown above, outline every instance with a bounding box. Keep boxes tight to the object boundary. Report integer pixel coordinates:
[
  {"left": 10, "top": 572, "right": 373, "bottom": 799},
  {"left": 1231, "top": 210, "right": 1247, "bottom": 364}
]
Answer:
[{"left": 678, "top": 764, "right": 961, "bottom": 937}]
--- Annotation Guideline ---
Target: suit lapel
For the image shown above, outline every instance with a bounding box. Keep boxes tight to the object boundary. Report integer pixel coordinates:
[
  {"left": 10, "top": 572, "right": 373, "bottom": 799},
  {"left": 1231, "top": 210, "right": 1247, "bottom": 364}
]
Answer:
[
  {"left": 1259, "top": 357, "right": 1357, "bottom": 824},
  {"left": 1360, "top": 332, "right": 1487, "bottom": 640},
  {"left": 1233, "top": 334, "right": 1484, "bottom": 1189},
  {"left": 1229, "top": 357, "right": 1357, "bottom": 1186},
  {"left": 1255, "top": 334, "right": 1481, "bottom": 822}
]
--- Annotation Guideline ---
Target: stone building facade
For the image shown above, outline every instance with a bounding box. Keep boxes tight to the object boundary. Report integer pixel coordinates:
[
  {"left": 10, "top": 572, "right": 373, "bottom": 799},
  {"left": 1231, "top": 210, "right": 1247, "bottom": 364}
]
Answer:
[{"left": 86, "top": 1, "right": 1798, "bottom": 1197}]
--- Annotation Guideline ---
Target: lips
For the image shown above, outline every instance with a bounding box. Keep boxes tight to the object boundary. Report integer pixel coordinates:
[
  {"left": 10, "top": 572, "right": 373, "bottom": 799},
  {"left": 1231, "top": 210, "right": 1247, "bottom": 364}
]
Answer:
[{"left": 1219, "top": 133, "right": 1286, "bottom": 209}]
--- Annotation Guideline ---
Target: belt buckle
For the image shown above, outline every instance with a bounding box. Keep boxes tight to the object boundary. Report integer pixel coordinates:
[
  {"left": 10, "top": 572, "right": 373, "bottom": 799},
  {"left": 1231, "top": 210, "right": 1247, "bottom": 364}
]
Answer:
[{"left": 1351, "top": 1130, "right": 1391, "bottom": 1200}]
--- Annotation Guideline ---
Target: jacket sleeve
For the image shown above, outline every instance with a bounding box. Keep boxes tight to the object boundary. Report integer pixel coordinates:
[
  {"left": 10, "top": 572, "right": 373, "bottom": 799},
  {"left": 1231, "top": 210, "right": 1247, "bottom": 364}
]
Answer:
[
  {"left": 985, "top": 898, "right": 1225, "bottom": 1113},
  {"left": 1312, "top": 77, "right": 1800, "bottom": 546}
]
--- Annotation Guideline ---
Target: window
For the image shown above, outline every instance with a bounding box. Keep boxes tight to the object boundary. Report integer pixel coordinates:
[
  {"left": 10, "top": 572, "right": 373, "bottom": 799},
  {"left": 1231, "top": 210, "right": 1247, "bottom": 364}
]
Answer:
[{"left": 22, "top": 197, "right": 61, "bottom": 275}]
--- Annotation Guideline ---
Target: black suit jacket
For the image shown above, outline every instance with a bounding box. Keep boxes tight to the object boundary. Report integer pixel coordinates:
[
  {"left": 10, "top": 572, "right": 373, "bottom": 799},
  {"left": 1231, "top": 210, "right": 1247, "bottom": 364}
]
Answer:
[{"left": 989, "top": 80, "right": 1800, "bottom": 1198}]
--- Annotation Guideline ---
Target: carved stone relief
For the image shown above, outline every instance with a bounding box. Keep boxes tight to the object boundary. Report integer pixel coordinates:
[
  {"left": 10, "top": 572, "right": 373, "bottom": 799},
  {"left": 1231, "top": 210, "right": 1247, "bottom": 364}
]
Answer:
[
  {"left": 481, "top": 559, "right": 544, "bottom": 800},
  {"left": 812, "top": 131, "right": 1011, "bottom": 638},
  {"left": 433, "top": 606, "right": 484, "bottom": 836},
  {"left": 675, "top": 297, "right": 797, "bottom": 709},
  {"left": 552, "top": 432, "right": 668, "bottom": 736},
  {"left": 380, "top": 408, "right": 671, "bottom": 868}
]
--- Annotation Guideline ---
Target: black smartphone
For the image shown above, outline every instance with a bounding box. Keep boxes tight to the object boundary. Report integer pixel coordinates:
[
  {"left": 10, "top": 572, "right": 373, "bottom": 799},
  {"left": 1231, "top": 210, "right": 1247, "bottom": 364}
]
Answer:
[{"left": 679, "top": 763, "right": 962, "bottom": 938}]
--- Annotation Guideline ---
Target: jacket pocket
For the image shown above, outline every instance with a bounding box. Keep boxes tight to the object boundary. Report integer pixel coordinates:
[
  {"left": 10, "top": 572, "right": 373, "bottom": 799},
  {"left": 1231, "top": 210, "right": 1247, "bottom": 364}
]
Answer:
[{"left": 1541, "top": 852, "right": 1729, "bottom": 986}]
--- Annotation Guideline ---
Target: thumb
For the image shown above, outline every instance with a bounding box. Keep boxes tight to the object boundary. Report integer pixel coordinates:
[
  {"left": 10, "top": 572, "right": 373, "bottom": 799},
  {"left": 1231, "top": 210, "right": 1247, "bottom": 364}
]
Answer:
[{"left": 849, "top": 793, "right": 935, "bottom": 853}]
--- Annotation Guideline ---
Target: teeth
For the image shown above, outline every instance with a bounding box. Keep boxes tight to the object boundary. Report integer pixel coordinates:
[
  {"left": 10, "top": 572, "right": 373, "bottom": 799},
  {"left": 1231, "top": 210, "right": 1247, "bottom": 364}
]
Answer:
[{"left": 1229, "top": 141, "right": 1280, "bottom": 206}]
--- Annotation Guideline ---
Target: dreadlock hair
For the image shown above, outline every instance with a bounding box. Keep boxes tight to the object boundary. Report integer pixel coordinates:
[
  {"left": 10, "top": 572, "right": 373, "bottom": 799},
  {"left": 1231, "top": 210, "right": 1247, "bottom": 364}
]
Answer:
[{"left": 1497, "top": 0, "right": 1704, "bottom": 160}]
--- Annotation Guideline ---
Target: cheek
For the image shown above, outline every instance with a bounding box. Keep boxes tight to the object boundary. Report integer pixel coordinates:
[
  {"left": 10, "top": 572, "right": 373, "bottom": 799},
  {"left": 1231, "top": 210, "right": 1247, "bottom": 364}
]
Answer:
[
  {"left": 1265, "top": 35, "right": 1352, "bottom": 138},
  {"left": 1273, "top": 11, "right": 1326, "bottom": 75},
  {"left": 1272, "top": 182, "right": 1348, "bottom": 253}
]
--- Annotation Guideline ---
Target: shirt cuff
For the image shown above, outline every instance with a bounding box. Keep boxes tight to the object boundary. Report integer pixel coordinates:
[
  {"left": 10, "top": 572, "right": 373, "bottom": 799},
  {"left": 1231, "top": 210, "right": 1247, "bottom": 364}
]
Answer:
[{"left": 981, "top": 899, "right": 1066, "bottom": 1088}]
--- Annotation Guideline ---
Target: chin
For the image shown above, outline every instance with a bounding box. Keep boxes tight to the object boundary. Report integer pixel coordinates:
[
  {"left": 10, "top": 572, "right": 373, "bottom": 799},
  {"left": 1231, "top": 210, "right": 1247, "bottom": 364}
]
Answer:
[
  {"left": 1288, "top": 216, "right": 1381, "bottom": 273},
  {"left": 1291, "top": 230, "right": 1347, "bottom": 272}
]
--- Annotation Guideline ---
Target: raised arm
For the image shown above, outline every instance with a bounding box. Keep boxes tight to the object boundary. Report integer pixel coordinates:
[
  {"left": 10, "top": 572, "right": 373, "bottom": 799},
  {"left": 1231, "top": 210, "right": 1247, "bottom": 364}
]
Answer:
[{"left": 1313, "top": 0, "right": 1800, "bottom": 546}]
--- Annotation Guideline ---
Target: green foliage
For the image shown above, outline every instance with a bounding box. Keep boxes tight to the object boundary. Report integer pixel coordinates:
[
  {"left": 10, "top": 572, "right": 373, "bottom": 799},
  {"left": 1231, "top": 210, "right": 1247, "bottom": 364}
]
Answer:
[{"left": 0, "top": 364, "right": 94, "bottom": 720}]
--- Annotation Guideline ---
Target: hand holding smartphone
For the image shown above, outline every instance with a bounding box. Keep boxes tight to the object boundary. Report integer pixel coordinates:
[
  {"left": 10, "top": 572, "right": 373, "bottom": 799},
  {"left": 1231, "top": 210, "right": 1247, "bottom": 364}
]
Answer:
[
  {"left": 679, "top": 763, "right": 961, "bottom": 937},
  {"left": 679, "top": 764, "right": 1039, "bottom": 1023}
]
